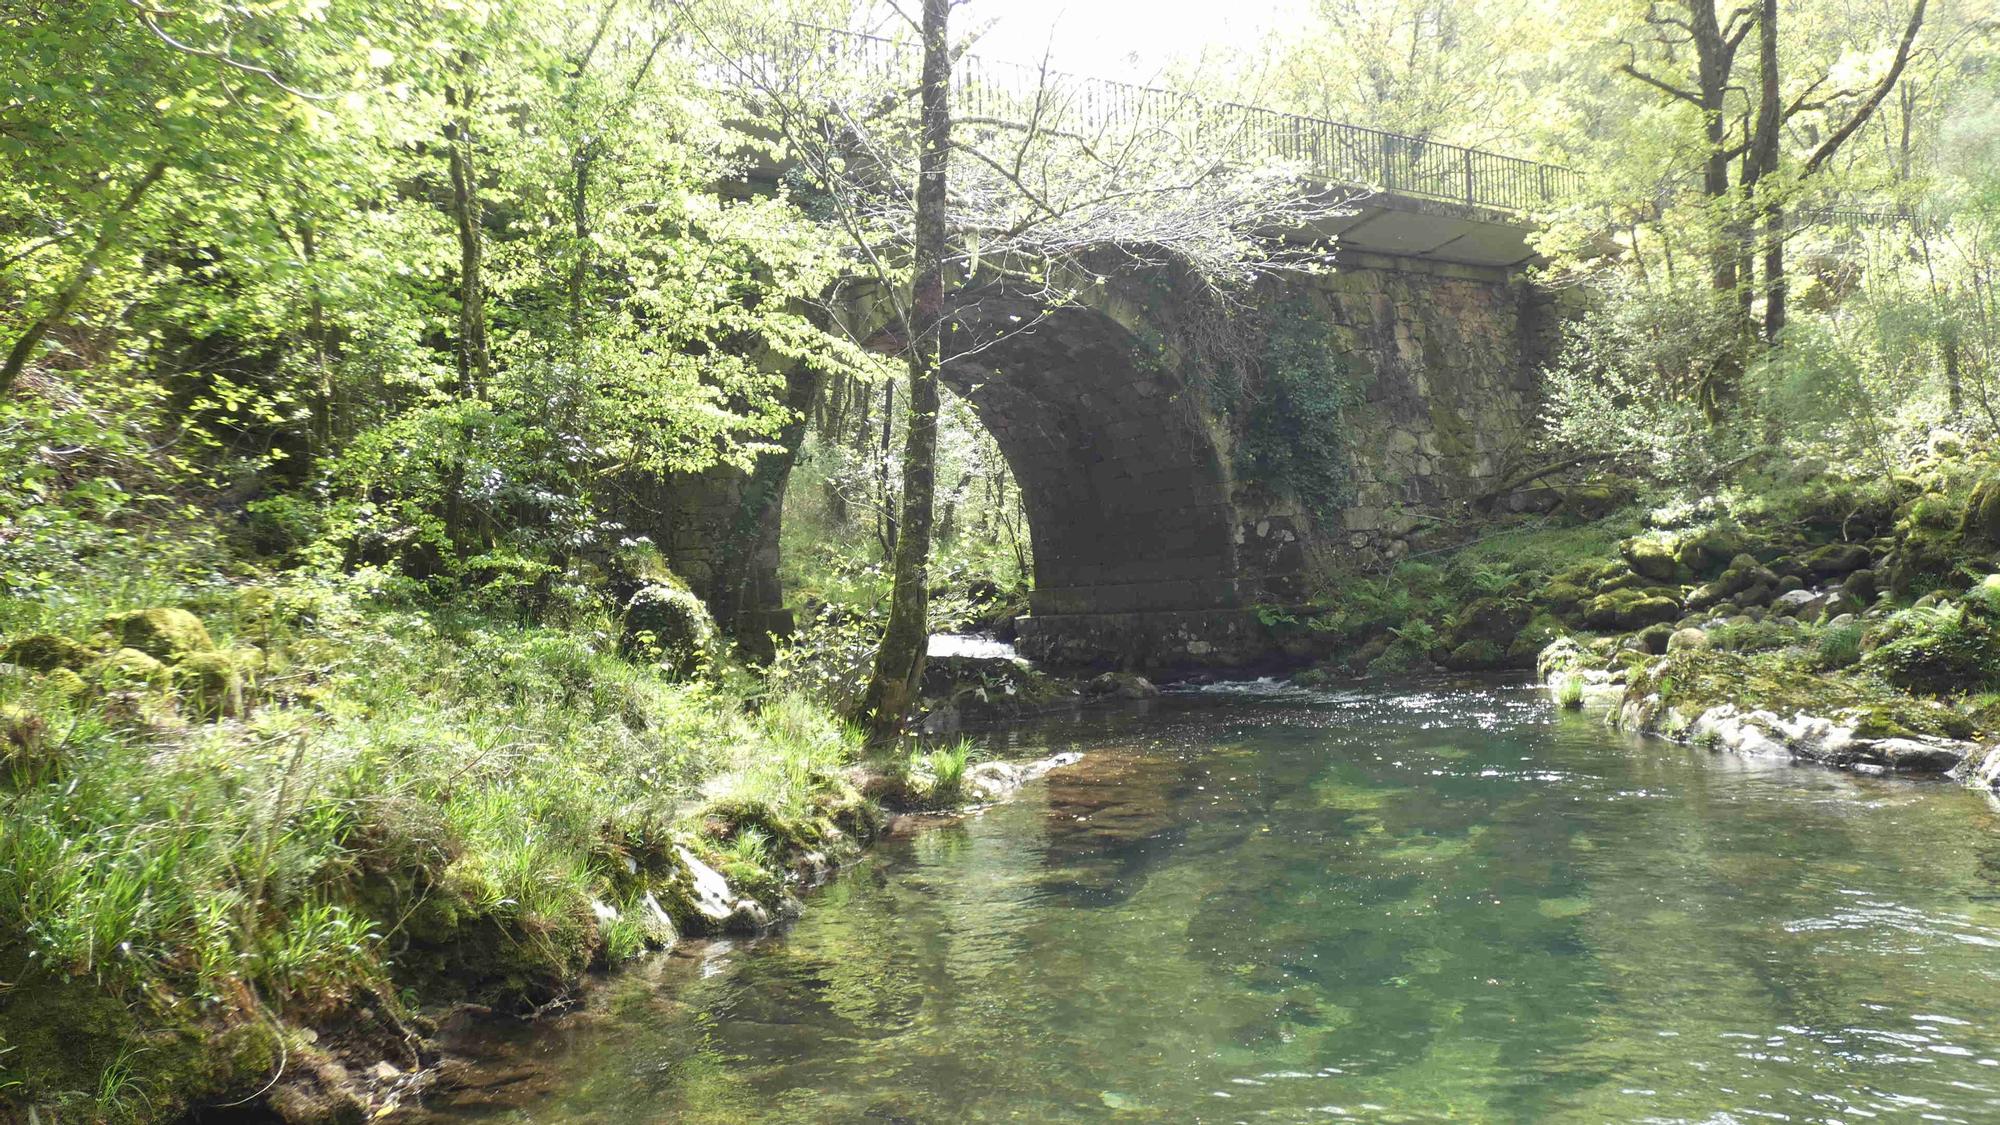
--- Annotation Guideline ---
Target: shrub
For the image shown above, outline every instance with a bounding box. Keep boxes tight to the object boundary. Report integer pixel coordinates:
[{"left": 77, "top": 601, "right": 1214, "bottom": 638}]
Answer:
[
  {"left": 619, "top": 580, "right": 716, "bottom": 679},
  {"left": 1554, "top": 675, "right": 1585, "bottom": 709},
  {"left": 1865, "top": 605, "right": 2000, "bottom": 696},
  {"left": 1812, "top": 620, "right": 1866, "bottom": 670}
]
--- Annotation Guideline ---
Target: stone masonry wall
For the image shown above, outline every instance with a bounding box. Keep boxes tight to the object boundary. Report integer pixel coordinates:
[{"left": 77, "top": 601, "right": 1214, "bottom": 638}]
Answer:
[{"left": 1233, "top": 256, "right": 1551, "bottom": 593}]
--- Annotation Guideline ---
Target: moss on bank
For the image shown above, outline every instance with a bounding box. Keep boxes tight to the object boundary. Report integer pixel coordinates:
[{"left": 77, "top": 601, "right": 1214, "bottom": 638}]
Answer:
[
  {"left": 0, "top": 574, "right": 888, "bottom": 1123},
  {"left": 1281, "top": 446, "right": 2000, "bottom": 777}
]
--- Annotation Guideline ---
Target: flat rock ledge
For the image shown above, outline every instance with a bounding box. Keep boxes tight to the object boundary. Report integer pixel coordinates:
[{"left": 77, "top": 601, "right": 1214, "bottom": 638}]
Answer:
[
  {"left": 1666, "top": 703, "right": 1981, "bottom": 776},
  {"left": 963, "top": 750, "right": 1085, "bottom": 803},
  {"left": 1544, "top": 663, "right": 1998, "bottom": 793}
]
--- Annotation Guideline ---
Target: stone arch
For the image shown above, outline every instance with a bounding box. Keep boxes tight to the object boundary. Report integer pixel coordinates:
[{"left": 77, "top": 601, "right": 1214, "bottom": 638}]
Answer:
[{"left": 937, "top": 290, "right": 1244, "bottom": 616}]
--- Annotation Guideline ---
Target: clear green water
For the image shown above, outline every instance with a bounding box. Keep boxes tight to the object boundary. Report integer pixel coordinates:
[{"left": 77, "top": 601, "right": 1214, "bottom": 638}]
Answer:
[{"left": 428, "top": 680, "right": 2000, "bottom": 1124}]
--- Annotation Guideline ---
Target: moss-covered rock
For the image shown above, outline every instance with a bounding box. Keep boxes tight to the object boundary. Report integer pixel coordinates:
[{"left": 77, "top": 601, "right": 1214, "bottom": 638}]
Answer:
[
  {"left": 619, "top": 579, "right": 716, "bottom": 679},
  {"left": 41, "top": 666, "right": 88, "bottom": 699},
  {"left": 1885, "top": 494, "right": 1970, "bottom": 596},
  {"left": 1961, "top": 476, "right": 2000, "bottom": 546},
  {"left": 87, "top": 646, "right": 170, "bottom": 688},
  {"left": 173, "top": 650, "right": 245, "bottom": 719},
  {"left": 1583, "top": 587, "right": 1682, "bottom": 630},
  {"left": 2, "top": 702, "right": 53, "bottom": 778},
  {"left": 1620, "top": 537, "right": 1679, "bottom": 582},
  {"left": 1559, "top": 484, "right": 1619, "bottom": 520},
  {"left": 101, "top": 607, "right": 214, "bottom": 659},
  {"left": 1666, "top": 627, "right": 1710, "bottom": 653},
  {"left": 1674, "top": 524, "right": 1748, "bottom": 577},
  {"left": 1, "top": 632, "right": 96, "bottom": 672},
  {"left": 1444, "top": 639, "right": 1507, "bottom": 670},
  {"left": 1452, "top": 597, "right": 1532, "bottom": 644},
  {"left": 1801, "top": 542, "right": 1871, "bottom": 579},
  {"left": 1864, "top": 606, "right": 2000, "bottom": 697}
]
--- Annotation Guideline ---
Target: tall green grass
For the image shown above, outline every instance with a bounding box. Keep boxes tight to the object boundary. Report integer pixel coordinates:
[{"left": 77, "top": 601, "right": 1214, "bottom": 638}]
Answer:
[{"left": 0, "top": 574, "right": 866, "bottom": 1120}]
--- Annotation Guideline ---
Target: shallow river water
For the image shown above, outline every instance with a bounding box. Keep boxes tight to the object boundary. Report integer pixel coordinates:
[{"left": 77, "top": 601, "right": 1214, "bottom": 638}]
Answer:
[{"left": 426, "top": 678, "right": 2000, "bottom": 1123}]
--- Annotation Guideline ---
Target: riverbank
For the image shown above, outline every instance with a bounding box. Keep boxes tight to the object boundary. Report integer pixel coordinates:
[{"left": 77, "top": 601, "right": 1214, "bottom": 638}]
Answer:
[
  {"left": 370, "top": 679, "right": 2000, "bottom": 1124},
  {"left": 1274, "top": 442, "right": 2000, "bottom": 795},
  {"left": 0, "top": 555, "right": 1102, "bottom": 1122}
]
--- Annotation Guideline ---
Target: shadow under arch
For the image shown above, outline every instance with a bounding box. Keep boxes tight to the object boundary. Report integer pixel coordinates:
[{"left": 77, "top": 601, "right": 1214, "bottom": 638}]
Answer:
[{"left": 935, "top": 288, "right": 1245, "bottom": 617}]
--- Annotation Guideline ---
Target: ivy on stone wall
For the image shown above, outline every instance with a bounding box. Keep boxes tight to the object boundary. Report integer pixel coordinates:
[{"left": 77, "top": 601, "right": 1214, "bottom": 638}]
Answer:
[{"left": 1237, "top": 299, "right": 1365, "bottom": 524}]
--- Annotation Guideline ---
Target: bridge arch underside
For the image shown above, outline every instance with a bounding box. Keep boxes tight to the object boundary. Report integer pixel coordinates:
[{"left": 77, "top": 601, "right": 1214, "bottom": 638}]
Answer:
[{"left": 942, "top": 299, "right": 1240, "bottom": 617}]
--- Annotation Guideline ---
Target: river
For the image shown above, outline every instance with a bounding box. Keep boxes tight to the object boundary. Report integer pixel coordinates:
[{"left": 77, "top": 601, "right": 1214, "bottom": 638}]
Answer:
[{"left": 418, "top": 678, "right": 2000, "bottom": 1123}]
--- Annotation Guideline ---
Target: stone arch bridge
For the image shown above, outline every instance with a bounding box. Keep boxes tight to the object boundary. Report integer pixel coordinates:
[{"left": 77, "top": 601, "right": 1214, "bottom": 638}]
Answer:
[
  {"left": 622, "top": 33, "right": 1571, "bottom": 671},
  {"left": 625, "top": 208, "right": 1559, "bottom": 672}
]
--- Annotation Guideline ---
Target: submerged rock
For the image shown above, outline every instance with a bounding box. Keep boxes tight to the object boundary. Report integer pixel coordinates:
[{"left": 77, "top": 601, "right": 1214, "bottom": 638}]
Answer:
[{"left": 1087, "top": 671, "right": 1160, "bottom": 700}]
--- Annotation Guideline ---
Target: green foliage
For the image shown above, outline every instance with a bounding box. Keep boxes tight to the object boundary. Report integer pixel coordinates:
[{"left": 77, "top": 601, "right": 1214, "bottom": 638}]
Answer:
[
  {"left": 1538, "top": 275, "right": 1745, "bottom": 485},
  {"left": 1238, "top": 300, "right": 1366, "bottom": 523},
  {"left": 0, "top": 566, "right": 869, "bottom": 1117},
  {"left": 1812, "top": 620, "right": 1868, "bottom": 671},
  {"left": 898, "top": 738, "right": 977, "bottom": 808},
  {"left": 1554, "top": 674, "right": 1586, "bottom": 709},
  {"left": 1866, "top": 604, "right": 2000, "bottom": 697}
]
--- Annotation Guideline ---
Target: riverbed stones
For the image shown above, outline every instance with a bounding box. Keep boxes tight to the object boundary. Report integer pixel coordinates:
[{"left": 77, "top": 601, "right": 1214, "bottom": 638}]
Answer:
[
  {"left": 1086, "top": 671, "right": 1160, "bottom": 700},
  {"left": 675, "top": 846, "right": 740, "bottom": 927},
  {"left": 964, "top": 751, "right": 1084, "bottom": 803},
  {"left": 1666, "top": 627, "right": 1710, "bottom": 653}
]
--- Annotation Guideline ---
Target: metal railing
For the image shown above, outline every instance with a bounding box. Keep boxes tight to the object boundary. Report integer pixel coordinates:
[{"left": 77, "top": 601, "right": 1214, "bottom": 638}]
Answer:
[{"left": 720, "top": 23, "right": 1585, "bottom": 214}]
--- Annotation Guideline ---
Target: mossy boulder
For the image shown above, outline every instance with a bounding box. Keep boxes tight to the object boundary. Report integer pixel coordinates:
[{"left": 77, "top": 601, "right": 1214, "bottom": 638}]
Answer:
[
  {"left": 101, "top": 607, "right": 214, "bottom": 659},
  {"left": 1864, "top": 606, "right": 2000, "bottom": 697},
  {"left": 1619, "top": 537, "right": 1679, "bottom": 582},
  {"left": 1559, "top": 484, "right": 1620, "bottom": 520},
  {"left": 1536, "top": 637, "right": 1588, "bottom": 681},
  {"left": 2, "top": 703, "right": 52, "bottom": 774},
  {"left": 1675, "top": 524, "right": 1748, "bottom": 577},
  {"left": 1583, "top": 588, "right": 1681, "bottom": 631},
  {"left": 1452, "top": 597, "right": 1532, "bottom": 645},
  {"left": 173, "top": 651, "right": 245, "bottom": 720},
  {"left": 1961, "top": 477, "right": 2000, "bottom": 546},
  {"left": 1444, "top": 639, "right": 1507, "bottom": 670},
  {"left": 1801, "top": 542, "right": 1871, "bottom": 579},
  {"left": 1, "top": 632, "right": 96, "bottom": 672},
  {"left": 1540, "top": 579, "right": 1592, "bottom": 616},
  {"left": 42, "top": 667, "right": 88, "bottom": 699},
  {"left": 619, "top": 579, "right": 717, "bottom": 679},
  {"left": 1885, "top": 495, "right": 1970, "bottom": 596},
  {"left": 87, "top": 646, "right": 170, "bottom": 688},
  {"left": 1505, "top": 613, "right": 1565, "bottom": 666},
  {"left": 1842, "top": 568, "right": 1879, "bottom": 603},
  {"left": 1666, "top": 627, "right": 1710, "bottom": 653}
]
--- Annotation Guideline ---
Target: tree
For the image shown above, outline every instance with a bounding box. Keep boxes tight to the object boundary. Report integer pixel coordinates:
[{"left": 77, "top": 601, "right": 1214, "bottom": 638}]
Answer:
[
  {"left": 689, "top": 1, "right": 1353, "bottom": 733},
  {"left": 1617, "top": 0, "right": 1931, "bottom": 341}
]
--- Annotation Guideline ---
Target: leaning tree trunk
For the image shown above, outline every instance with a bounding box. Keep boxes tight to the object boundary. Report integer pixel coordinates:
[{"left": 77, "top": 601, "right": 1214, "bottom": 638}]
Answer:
[
  {"left": 858, "top": 0, "right": 950, "bottom": 737},
  {"left": 0, "top": 161, "right": 168, "bottom": 396}
]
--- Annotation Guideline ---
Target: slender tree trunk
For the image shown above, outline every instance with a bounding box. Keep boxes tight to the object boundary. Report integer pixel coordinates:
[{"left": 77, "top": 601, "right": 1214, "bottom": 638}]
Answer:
[
  {"left": 1751, "top": 0, "right": 1784, "bottom": 343},
  {"left": 442, "top": 62, "right": 490, "bottom": 554},
  {"left": 876, "top": 378, "right": 896, "bottom": 556},
  {"left": 1, "top": 161, "right": 168, "bottom": 396},
  {"left": 1943, "top": 335, "right": 1962, "bottom": 417},
  {"left": 859, "top": 0, "right": 951, "bottom": 736},
  {"left": 302, "top": 220, "right": 336, "bottom": 456},
  {"left": 445, "top": 70, "right": 491, "bottom": 399},
  {"left": 569, "top": 150, "right": 593, "bottom": 339}
]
